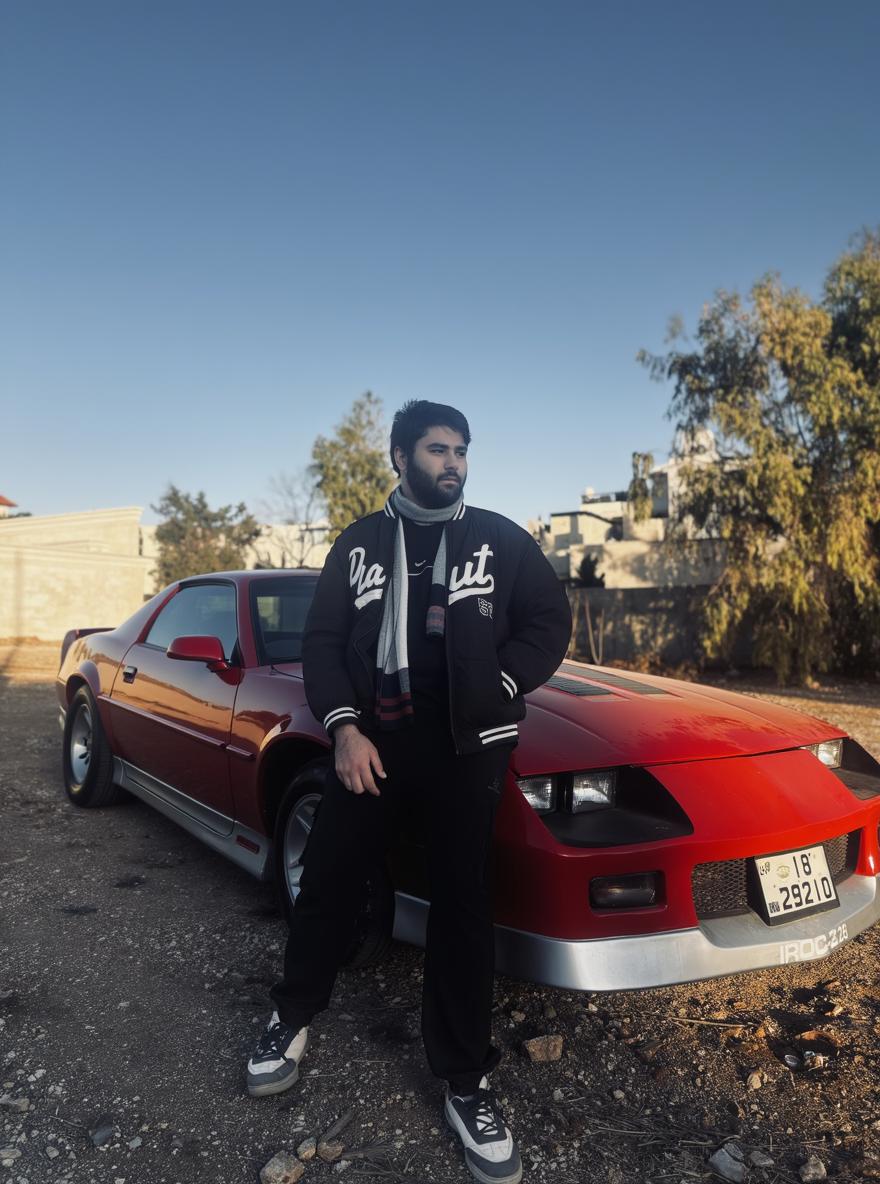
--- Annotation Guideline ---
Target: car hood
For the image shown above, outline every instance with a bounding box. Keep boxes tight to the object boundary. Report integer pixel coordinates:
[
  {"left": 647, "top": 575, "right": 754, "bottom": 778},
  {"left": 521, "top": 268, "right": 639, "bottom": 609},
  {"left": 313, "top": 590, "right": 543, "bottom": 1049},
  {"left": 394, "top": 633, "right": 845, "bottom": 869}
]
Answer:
[{"left": 517, "top": 661, "right": 845, "bottom": 774}]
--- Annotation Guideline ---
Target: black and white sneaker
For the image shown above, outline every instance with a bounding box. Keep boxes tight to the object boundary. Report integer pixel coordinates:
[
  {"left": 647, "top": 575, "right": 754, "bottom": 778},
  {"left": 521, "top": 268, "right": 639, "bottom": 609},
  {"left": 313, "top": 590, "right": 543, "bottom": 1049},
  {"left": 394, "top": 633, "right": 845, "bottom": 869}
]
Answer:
[
  {"left": 246, "top": 1011, "right": 309, "bottom": 1097},
  {"left": 444, "top": 1077, "right": 522, "bottom": 1184}
]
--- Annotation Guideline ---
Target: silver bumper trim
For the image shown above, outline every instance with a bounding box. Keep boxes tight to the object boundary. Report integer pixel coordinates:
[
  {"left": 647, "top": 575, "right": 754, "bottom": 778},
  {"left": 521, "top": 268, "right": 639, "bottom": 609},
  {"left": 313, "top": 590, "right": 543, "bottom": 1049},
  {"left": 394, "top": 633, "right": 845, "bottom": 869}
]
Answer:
[{"left": 392, "top": 874, "right": 880, "bottom": 991}]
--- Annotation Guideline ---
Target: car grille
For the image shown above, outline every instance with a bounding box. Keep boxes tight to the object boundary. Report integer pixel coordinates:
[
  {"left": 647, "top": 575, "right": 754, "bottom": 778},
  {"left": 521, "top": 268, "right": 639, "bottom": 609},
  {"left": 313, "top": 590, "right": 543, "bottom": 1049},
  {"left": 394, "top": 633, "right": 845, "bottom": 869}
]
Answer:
[{"left": 691, "top": 832, "right": 859, "bottom": 919}]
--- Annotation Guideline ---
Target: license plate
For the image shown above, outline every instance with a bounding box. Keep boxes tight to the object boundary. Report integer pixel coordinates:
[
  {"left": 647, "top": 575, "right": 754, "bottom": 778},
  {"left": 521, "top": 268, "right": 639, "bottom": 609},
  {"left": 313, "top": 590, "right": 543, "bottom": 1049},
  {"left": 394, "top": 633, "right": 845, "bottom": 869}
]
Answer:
[{"left": 752, "top": 844, "right": 839, "bottom": 926}]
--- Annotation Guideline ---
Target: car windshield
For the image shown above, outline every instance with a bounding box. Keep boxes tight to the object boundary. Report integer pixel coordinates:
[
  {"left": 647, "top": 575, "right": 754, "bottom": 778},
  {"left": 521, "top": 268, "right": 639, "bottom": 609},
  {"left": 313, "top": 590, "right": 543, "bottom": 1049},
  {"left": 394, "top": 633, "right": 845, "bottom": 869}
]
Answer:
[{"left": 251, "top": 575, "right": 318, "bottom": 664}]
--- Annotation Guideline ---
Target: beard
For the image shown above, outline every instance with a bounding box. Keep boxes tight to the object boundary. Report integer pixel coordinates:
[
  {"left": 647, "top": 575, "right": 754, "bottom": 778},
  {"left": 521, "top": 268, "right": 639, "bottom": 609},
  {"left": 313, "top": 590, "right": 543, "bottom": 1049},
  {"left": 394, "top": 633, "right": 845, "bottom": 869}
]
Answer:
[{"left": 405, "top": 456, "right": 466, "bottom": 509}]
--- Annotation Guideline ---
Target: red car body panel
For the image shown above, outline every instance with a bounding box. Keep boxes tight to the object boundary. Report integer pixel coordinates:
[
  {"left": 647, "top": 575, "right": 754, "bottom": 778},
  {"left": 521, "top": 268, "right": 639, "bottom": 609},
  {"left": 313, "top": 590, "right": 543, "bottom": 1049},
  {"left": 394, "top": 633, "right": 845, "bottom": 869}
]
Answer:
[
  {"left": 227, "top": 665, "right": 326, "bottom": 833},
  {"left": 520, "top": 681, "right": 841, "bottom": 770},
  {"left": 56, "top": 570, "right": 880, "bottom": 990}
]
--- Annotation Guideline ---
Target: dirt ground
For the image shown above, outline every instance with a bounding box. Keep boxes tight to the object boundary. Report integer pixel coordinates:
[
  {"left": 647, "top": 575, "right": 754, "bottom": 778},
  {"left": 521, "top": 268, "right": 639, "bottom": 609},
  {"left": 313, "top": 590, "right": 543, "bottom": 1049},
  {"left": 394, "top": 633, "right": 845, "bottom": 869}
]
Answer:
[
  {"left": 2, "top": 643, "right": 880, "bottom": 1184},
  {"left": 704, "top": 672, "right": 880, "bottom": 770}
]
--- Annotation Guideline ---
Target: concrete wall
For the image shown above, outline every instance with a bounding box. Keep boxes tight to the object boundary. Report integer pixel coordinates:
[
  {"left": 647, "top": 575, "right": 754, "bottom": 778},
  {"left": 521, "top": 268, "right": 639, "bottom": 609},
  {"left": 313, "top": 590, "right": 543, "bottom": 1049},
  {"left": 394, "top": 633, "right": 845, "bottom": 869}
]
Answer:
[
  {"left": 569, "top": 538, "right": 722, "bottom": 589},
  {"left": 567, "top": 586, "right": 706, "bottom": 667},
  {"left": 567, "top": 585, "right": 751, "bottom": 668},
  {"left": 0, "top": 507, "right": 143, "bottom": 555},
  {"left": 546, "top": 499, "right": 693, "bottom": 586},
  {"left": 0, "top": 507, "right": 152, "bottom": 641},
  {"left": 546, "top": 532, "right": 722, "bottom": 590},
  {"left": 621, "top": 515, "right": 665, "bottom": 543},
  {"left": 549, "top": 504, "right": 626, "bottom": 548},
  {"left": 0, "top": 544, "right": 151, "bottom": 640}
]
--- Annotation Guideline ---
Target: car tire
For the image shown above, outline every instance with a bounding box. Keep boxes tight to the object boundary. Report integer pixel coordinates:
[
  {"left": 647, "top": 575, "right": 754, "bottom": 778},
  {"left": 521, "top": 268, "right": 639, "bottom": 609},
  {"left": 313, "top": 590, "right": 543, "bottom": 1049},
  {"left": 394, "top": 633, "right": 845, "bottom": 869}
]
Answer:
[
  {"left": 62, "top": 686, "right": 122, "bottom": 807},
  {"left": 273, "top": 760, "right": 395, "bottom": 969}
]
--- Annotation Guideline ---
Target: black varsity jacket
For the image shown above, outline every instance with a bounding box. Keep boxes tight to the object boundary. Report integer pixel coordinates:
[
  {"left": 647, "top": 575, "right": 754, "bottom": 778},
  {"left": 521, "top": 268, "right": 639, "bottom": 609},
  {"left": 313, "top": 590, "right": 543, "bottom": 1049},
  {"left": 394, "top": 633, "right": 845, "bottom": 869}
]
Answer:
[{"left": 301, "top": 497, "right": 572, "bottom": 754}]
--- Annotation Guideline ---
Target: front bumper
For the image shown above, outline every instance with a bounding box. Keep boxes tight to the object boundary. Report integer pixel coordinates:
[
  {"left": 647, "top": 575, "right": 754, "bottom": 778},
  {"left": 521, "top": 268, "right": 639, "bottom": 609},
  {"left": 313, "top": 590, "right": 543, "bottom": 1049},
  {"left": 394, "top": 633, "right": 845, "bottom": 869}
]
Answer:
[{"left": 393, "top": 872, "right": 880, "bottom": 991}]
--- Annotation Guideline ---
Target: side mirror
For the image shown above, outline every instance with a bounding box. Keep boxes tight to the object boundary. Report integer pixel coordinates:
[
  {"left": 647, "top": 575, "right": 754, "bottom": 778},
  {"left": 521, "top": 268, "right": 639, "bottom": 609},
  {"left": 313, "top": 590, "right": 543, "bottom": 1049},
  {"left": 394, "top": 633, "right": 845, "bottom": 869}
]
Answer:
[{"left": 166, "top": 635, "right": 229, "bottom": 670}]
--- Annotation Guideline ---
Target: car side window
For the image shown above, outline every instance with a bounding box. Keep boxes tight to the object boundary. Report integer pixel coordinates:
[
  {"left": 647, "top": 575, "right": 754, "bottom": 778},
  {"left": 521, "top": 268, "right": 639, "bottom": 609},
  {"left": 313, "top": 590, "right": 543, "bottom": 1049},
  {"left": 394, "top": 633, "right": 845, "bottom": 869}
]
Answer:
[{"left": 145, "top": 584, "right": 238, "bottom": 661}]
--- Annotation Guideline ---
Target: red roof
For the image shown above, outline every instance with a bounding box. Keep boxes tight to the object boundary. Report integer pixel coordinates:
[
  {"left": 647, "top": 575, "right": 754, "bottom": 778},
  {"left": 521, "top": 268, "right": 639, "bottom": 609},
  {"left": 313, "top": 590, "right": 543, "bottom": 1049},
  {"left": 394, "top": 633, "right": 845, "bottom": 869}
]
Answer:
[{"left": 0, "top": 495, "right": 17, "bottom": 508}]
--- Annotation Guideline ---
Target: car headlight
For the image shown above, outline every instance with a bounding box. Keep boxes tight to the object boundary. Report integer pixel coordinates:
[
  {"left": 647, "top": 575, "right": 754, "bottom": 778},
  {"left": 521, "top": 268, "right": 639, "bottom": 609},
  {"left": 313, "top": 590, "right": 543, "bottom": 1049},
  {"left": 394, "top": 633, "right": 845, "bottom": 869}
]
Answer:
[
  {"left": 516, "top": 776, "right": 555, "bottom": 813},
  {"left": 802, "top": 740, "right": 843, "bottom": 769},
  {"left": 572, "top": 770, "right": 617, "bottom": 812}
]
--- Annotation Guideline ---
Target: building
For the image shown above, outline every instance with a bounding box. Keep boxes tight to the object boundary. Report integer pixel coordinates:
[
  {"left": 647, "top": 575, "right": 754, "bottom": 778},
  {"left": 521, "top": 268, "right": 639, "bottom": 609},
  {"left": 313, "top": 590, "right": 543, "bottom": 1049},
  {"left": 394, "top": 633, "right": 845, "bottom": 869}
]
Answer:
[
  {"left": 538, "top": 431, "right": 723, "bottom": 589},
  {"left": 0, "top": 505, "right": 331, "bottom": 641}
]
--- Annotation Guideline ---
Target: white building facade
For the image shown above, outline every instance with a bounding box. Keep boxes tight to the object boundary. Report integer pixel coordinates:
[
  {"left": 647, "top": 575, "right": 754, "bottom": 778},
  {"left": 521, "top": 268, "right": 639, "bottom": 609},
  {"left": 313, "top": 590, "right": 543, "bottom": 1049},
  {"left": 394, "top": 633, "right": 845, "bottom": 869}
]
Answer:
[{"left": 537, "top": 433, "right": 723, "bottom": 589}]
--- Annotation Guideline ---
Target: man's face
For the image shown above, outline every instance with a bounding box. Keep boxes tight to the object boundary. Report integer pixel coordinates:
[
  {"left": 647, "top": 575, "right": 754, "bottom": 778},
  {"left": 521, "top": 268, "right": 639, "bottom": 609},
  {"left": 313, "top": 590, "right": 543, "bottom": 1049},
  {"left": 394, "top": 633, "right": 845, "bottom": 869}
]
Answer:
[{"left": 395, "top": 425, "right": 468, "bottom": 509}]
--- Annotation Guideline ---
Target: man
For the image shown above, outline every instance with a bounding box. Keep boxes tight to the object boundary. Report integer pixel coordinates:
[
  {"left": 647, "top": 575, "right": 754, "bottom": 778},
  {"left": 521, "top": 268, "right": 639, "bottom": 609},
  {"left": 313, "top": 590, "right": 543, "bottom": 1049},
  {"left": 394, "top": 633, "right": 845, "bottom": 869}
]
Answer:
[{"left": 247, "top": 401, "right": 571, "bottom": 1184}]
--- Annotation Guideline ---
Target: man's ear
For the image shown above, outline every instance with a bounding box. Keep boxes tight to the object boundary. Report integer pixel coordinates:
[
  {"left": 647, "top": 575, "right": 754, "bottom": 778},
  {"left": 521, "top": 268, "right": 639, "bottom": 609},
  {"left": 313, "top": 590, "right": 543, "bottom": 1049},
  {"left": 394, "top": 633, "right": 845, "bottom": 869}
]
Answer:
[{"left": 393, "top": 445, "right": 407, "bottom": 474}]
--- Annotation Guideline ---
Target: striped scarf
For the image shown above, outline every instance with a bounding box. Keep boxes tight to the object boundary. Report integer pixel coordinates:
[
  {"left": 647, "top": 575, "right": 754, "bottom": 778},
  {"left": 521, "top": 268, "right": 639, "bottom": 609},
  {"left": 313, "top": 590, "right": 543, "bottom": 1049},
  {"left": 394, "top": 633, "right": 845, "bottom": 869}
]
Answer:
[{"left": 374, "top": 487, "right": 462, "bottom": 728}]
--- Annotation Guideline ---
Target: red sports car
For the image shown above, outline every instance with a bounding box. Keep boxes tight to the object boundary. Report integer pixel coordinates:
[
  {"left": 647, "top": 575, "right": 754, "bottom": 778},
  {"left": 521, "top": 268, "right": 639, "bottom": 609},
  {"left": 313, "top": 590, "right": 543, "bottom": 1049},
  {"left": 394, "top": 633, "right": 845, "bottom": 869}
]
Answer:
[{"left": 57, "top": 569, "right": 880, "bottom": 989}]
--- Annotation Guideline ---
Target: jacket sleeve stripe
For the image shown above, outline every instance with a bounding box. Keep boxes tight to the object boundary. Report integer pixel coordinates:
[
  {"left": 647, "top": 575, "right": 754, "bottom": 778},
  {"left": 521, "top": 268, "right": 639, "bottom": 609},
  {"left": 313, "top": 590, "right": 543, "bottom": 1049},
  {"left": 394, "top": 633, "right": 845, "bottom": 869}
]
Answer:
[
  {"left": 501, "top": 670, "right": 518, "bottom": 699},
  {"left": 323, "top": 706, "right": 359, "bottom": 730},
  {"left": 479, "top": 722, "right": 520, "bottom": 739},
  {"left": 479, "top": 726, "right": 519, "bottom": 745}
]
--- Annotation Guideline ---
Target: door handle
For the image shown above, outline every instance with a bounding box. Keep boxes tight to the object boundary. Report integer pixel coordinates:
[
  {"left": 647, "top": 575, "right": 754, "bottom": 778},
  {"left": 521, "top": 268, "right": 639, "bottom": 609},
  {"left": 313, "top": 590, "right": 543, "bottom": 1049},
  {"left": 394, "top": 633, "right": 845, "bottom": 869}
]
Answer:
[{"left": 122, "top": 665, "right": 137, "bottom": 683}]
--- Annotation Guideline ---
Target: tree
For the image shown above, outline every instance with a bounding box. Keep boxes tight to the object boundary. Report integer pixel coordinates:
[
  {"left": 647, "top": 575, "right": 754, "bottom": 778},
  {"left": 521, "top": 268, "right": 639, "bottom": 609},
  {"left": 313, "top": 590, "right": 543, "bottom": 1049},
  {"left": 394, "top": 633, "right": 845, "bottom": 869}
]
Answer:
[
  {"left": 627, "top": 451, "right": 655, "bottom": 523},
  {"left": 254, "top": 469, "right": 326, "bottom": 569},
  {"left": 576, "top": 553, "right": 606, "bottom": 588},
  {"left": 638, "top": 230, "right": 880, "bottom": 684},
  {"left": 310, "top": 392, "right": 395, "bottom": 541},
  {"left": 152, "top": 486, "right": 261, "bottom": 586}
]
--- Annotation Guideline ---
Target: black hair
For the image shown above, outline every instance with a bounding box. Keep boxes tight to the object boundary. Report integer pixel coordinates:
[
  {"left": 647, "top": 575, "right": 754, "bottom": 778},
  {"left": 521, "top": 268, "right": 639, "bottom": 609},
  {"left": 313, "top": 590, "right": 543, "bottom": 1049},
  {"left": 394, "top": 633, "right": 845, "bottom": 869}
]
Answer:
[{"left": 389, "top": 400, "right": 472, "bottom": 475}]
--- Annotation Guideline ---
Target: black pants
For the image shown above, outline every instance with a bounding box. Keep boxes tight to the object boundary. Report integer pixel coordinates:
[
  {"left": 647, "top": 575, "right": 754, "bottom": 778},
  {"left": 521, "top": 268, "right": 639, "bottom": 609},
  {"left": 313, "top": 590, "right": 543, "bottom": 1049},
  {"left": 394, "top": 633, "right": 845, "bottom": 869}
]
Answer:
[{"left": 270, "top": 720, "right": 512, "bottom": 1095}]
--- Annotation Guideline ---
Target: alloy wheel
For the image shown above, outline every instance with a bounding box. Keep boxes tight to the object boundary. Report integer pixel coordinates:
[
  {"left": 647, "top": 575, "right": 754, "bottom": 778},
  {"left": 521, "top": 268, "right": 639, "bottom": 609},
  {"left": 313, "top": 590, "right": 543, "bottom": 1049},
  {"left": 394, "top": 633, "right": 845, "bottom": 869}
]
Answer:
[
  {"left": 282, "top": 791, "right": 321, "bottom": 901},
  {"left": 69, "top": 704, "right": 92, "bottom": 785}
]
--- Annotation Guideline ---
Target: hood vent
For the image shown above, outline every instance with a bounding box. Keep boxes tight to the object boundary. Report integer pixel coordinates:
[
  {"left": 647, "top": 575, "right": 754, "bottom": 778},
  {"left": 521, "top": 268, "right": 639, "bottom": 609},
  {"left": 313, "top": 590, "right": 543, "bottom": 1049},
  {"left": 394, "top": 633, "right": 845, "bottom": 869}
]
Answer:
[
  {"left": 545, "top": 675, "right": 612, "bottom": 697},
  {"left": 560, "top": 663, "right": 670, "bottom": 696}
]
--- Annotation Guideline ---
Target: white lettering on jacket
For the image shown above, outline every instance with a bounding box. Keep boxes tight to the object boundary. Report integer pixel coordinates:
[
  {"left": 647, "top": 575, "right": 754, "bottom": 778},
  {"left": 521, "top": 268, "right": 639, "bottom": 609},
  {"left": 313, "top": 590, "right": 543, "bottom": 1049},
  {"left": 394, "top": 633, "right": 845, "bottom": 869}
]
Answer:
[
  {"left": 449, "top": 544, "right": 495, "bottom": 605},
  {"left": 349, "top": 547, "right": 386, "bottom": 609}
]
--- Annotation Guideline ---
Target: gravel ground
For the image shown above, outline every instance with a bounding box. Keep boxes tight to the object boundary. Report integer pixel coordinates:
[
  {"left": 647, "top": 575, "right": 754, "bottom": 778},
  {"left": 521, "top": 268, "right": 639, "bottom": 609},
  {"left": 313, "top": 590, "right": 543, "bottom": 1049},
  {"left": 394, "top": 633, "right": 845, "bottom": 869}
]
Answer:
[
  {"left": 705, "top": 673, "right": 880, "bottom": 766},
  {"left": 2, "top": 644, "right": 880, "bottom": 1184}
]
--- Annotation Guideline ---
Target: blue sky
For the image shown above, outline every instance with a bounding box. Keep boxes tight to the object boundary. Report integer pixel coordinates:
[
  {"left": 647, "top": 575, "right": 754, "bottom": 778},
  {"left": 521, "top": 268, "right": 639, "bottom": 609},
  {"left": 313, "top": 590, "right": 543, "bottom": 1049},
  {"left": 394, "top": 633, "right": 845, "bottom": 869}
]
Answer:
[{"left": 3, "top": 0, "right": 878, "bottom": 526}]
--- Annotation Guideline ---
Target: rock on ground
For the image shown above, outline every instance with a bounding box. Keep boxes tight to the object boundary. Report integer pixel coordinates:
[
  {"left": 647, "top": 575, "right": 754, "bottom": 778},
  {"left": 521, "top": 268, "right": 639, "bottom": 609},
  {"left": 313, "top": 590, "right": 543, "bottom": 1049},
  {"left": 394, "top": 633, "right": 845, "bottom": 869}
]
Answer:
[
  {"left": 296, "top": 1136, "right": 317, "bottom": 1160},
  {"left": 800, "top": 1155, "right": 827, "bottom": 1182},
  {"left": 260, "top": 1150, "right": 306, "bottom": 1184},
  {"left": 523, "top": 1034, "right": 563, "bottom": 1062},
  {"left": 708, "top": 1142, "right": 746, "bottom": 1183}
]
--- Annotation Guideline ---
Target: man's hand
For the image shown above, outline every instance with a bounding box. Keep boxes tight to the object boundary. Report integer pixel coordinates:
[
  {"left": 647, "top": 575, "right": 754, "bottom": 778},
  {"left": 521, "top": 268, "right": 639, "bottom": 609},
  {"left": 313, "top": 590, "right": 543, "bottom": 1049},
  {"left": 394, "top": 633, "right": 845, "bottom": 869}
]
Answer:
[{"left": 333, "top": 724, "right": 387, "bottom": 796}]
